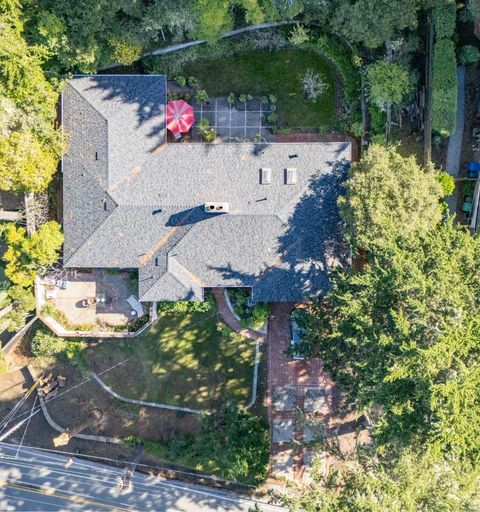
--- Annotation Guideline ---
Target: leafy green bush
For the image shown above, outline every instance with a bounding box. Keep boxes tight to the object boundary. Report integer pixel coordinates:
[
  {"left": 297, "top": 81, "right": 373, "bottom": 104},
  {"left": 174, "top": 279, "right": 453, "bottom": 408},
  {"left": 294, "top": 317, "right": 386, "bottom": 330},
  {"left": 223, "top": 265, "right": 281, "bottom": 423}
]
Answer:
[
  {"left": 229, "top": 290, "right": 269, "bottom": 329},
  {"left": 437, "top": 171, "right": 455, "bottom": 196},
  {"left": 65, "top": 341, "right": 89, "bottom": 376},
  {"left": 197, "top": 117, "right": 216, "bottom": 141},
  {"left": 140, "top": 403, "right": 269, "bottom": 485},
  {"left": 433, "top": 0, "right": 457, "bottom": 40},
  {"left": 432, "top": 40, "right": 457, "bottom": 136},
  {"left": 458, "top": 45, "right": 480, "bottom": 65},
  {"left": 369, "top": 103, "right": 387, "bottom": 135},
  {"left": 31, "top": 329, "right": 67, "bottom": 357},
  {"left": 173, "top": 75, "right": 187, "bottom": 87},
  {"left": 313, "top": 36, "right": 361, "bottom": 105},
  {"left": 157, "top": 293, "right": 215, "bottom": 315}
]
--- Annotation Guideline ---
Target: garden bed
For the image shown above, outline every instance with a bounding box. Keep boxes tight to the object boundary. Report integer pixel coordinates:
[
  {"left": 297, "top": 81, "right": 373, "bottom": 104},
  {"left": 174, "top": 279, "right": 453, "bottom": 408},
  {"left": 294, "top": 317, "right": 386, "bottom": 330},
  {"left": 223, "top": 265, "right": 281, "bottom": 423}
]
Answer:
[
  {"left": 226, "top": 288, "right": 269, "bottom": 331},
  {"left": 181, "top": 49, "right": 336, "bottom": 129}
]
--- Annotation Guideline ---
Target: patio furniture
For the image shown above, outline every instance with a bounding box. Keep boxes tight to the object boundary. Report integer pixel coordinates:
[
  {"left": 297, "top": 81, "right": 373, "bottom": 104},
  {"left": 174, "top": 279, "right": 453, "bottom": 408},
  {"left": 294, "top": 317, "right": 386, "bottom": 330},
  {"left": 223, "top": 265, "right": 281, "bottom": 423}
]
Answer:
[
  {"left": 82, "top": 297, "right": 97, "bottom": 308},
  {"left": 126, "top": 294, "right": 145, "bottom": 318},
  {"left": 46, "top": 290, "right": 56, "bottom": 300},
  {"left": 166, "top": 99, "right": 195, "bottom": 135},
  {"left": 96, "top": 293, "right": 107, "bottom": 308},
  {"left": 56, "top": 280, "right": 68, "bottom": 289}
]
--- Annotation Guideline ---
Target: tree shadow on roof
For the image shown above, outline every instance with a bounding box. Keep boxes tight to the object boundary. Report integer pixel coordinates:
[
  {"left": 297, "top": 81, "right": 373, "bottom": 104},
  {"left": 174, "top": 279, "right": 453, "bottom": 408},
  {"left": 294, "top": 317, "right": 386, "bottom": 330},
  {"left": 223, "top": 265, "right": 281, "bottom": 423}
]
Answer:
[
  {"left": 208, "top": 159, "right": 350, "bottom": 301},
  {"left": 82, "top": 75, "right": 166, "bottom": 137}
]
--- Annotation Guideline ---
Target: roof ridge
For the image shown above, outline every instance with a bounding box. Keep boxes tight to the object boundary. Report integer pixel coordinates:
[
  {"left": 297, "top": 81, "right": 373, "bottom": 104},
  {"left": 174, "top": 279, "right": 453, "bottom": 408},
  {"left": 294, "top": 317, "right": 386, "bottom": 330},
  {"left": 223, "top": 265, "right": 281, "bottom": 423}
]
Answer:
[
  {"left": 64, "top": 195, "right": 118, "bottom": 265},
  {"left": 167, "top": 255, "right": 203, "bottom": 298},
  {"left": 65, "top": 81, "right": 109, "bottom": 124}
]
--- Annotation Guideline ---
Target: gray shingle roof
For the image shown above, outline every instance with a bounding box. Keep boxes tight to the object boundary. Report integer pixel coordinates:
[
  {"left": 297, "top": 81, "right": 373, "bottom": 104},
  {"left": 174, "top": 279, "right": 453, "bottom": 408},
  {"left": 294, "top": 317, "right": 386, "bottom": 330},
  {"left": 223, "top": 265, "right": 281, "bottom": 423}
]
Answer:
[{"left": 62, "top": 75, "right": 350, "bottom": 302}]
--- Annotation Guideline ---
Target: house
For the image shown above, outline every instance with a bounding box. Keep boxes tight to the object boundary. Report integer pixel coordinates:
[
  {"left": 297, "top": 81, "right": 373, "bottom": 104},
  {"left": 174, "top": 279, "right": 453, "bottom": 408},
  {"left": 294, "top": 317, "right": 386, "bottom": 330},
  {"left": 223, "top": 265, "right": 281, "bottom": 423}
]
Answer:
[{"left": 61, "top": 75, "right": 351, "bottom": 303}]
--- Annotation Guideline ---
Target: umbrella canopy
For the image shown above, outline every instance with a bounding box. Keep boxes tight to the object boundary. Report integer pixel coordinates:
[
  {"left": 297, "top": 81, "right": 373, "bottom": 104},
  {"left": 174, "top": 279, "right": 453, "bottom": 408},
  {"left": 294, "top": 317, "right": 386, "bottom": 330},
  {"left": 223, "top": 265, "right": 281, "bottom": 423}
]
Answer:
[{"left": 166, "top": 99, "right": 195, "bottom": 134}]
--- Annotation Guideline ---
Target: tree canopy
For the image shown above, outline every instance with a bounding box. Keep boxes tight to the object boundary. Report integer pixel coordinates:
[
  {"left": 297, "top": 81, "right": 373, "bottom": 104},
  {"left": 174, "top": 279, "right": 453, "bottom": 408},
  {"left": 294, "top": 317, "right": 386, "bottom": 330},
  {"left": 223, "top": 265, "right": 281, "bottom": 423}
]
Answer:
[
  {"left": 305, "top": 218, "right": 480, "bottom": 462},
  {"left": 338, "top": 144, "right": 444, "bottom": 252},
  {"left": 2, "top": 221, "right": 64, "bottom": 287},
  {"left": 278, "top": 448, "right": 480, "bottom": 511},
  {"left": 367, "top": 60, "right": 410, "bottom": 111},
  {"left": 331, "top": 0, "right": 420, "bottom": 48},
  {"left": 0, "top": 1, "right": 62, "bottom": 192}
]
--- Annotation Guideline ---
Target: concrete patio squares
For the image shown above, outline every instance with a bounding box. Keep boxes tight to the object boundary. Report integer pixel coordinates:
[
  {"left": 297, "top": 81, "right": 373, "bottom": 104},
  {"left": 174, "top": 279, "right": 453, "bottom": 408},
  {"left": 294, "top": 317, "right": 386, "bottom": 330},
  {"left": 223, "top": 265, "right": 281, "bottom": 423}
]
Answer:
[
  {"left": 304, "top": 387, "right": 328, "bottom": 413},
  {"left": 270, "top": 449, "right": 295, "bottom": 480},
  {"left": 272, "top": 418, "right": 295, "bottom": 444},
  {"left": 272, "top": 386, "right": 297, "bottom": 412},
  {"left": 190, "top": 97, "right": 275, "bottom": 142}
]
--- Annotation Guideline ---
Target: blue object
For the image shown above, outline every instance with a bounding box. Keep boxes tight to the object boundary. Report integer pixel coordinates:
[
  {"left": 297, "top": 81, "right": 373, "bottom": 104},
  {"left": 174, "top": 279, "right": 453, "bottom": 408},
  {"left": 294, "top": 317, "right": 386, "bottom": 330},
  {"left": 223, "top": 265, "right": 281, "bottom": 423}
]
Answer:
[{"left": 467, "top": 162, "right": 480, "bottom": 178}]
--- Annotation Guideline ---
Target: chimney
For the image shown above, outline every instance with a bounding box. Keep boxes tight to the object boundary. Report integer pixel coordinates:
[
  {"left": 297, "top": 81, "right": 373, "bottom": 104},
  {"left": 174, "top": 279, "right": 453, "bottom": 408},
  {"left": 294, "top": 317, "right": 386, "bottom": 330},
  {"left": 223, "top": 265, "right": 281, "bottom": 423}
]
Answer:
[{"left": 204, "top": 202, "right": 229, "bottom": 213}]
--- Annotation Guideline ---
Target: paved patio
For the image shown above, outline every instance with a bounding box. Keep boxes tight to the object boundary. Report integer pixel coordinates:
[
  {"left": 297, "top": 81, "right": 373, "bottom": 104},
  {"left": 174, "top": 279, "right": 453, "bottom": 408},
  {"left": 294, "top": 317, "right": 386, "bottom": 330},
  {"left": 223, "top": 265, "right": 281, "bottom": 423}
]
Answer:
[
  {"left": 44, "top": 270, "right": 137, "bottom": 327},
  {"left": 190, "top": 97, "right": 275, "bottom": 142}
]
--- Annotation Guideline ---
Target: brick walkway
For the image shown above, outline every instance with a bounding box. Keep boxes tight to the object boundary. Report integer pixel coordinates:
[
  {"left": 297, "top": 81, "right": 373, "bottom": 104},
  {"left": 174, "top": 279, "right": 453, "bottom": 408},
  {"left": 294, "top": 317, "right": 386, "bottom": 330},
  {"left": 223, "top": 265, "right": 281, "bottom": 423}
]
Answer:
[
  {"left": 267, "top": 303, "right": 333, "bottom": 483},
  {"left": 211, "top": 288, "right": 263, "bottom": 341}
]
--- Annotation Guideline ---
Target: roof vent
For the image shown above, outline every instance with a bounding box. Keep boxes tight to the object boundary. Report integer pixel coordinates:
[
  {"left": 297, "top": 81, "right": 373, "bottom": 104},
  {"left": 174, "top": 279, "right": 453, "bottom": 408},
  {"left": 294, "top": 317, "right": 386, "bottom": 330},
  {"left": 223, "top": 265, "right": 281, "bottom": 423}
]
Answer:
[
  {"left": 285, "top": 168, "right": 297, "bottom": 185},
  {"left": 289, "top": 153, "right": 299, "bottom": 159},
  {"left": 205, "top": 202, "right": 229, "bottom": 213},
  {"left": 260, "top": 168, "right": 272, "bottom": 185}
]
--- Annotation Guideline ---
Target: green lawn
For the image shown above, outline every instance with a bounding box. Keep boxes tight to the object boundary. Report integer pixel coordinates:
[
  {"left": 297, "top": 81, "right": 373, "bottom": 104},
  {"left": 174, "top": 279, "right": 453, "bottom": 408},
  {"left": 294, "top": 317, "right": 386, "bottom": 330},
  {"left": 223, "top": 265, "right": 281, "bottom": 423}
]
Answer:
[
  {"left": 183, "top": 49, "right": 336, "bottom": 129},
  {"left": 87, "top": 309, "right": 257, "bottom": 409}
]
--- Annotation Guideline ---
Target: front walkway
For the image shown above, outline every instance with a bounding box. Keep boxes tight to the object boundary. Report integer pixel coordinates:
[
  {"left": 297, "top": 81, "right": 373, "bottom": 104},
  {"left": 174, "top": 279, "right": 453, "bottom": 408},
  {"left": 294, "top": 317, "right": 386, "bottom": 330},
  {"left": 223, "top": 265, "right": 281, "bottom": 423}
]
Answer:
[{"left": 267, "top": 303, "right": 333, "bottom": 484}]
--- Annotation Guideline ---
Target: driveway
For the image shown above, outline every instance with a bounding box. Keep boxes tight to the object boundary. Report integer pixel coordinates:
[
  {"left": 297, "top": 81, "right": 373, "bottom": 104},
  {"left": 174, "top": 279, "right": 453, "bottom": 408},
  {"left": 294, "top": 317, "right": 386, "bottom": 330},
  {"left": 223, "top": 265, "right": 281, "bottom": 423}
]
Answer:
[{"left": 267, "top": 303, "right": 333, "bottom": 483}]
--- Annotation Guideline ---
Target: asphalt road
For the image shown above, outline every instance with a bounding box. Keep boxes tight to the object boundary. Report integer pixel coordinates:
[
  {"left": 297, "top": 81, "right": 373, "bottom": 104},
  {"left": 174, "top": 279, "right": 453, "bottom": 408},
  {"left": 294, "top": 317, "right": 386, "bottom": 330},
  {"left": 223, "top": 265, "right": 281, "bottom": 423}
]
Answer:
[{"left": 0, "top": 443, "right": 285, "bottom": 511}]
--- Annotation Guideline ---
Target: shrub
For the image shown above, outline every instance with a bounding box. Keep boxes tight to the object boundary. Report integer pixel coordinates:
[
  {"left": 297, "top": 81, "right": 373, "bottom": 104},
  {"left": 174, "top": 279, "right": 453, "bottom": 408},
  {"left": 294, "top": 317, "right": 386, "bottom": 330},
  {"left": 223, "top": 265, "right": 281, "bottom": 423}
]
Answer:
[
  {"left": 268, "top": 94, "right": 277, "bottom": 104},
  {"left": 437, "top": 171, "right": 455, "bottom": 196},
  {"left": 195, "top": 89, "right": 209, "bottom": 104},
  {"left": 238, "top": 93, "right": 247, "bottom": 103},
  {"left": 141, "top": 403, "right": 269, "bottom": 485},
  {"left": 266, "top": 112, "right": 278, "bottom": 124},
  {"left": 187, "top": 76, "right": 200, "bottom": 88},
  {"left": 433, "top": 0, "right": 457, "bottom": 40},
  {"left": 157, "top": 293, "right": 215, "bottom": 315},
  {"left": 197, "top": 117, "right": 216, "bottom": 141},
  {"left": 369, "top": 103, "right": 387, "bottom": 135},
  {"left": 227, "top": 92, "right": 236, "bottom": 105},
  {"left": 349, "top": 121, "right": 364, "bottom": 138},
  {"left": 108, "top": 36, "right": 143, "bottom": 65},
  {"left": 65, "top": 341, "right": 89, "bottom": 376},
  {"left": 314, "top": 36, "right": 361, "bottom": 105},
  {"left": 301, "top": 69, "right": 328, "bottom": 102},
  {"left": 458, "top": 45, "right": 480, "bottom": 65},
  {"left": 31, "top": 329, "right": 66, "bottom": 357},
  {"left": 432, "top": 40, "right": 457, "bottom": 136},
  {"left": 173, "top": 75, "right": 187, "bottom": 87},
  {"left": 289, "top": 24, "right": 310, "bottom": 46},
  {"left": 249, "top": 303, "right": 270, "bottom": 329}
]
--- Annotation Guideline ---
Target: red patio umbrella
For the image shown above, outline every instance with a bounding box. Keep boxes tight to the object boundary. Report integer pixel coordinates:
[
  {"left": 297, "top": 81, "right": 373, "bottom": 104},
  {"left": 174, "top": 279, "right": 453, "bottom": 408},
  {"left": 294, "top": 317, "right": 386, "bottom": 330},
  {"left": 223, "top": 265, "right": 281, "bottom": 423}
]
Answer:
[{"left": 166, "top": 99, "right": 195, "bottom": 134}]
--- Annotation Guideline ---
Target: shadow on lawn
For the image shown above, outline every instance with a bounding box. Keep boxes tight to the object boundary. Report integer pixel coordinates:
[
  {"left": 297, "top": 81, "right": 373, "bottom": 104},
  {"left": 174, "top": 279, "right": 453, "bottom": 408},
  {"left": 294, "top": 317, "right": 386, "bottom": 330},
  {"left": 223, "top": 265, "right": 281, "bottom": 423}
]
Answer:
[{"left": 89, "top": 309, "right": 256, "bottom": 410}]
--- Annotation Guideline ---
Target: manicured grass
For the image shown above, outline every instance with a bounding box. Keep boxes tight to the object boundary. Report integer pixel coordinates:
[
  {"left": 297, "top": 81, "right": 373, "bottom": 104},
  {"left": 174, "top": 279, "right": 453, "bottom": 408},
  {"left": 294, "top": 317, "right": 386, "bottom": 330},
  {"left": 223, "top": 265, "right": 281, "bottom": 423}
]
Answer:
[
  {"left": 183, "top": 49, "right": 336, "bottom": 129},
  {"left": 87, "top": 309, "right": 257, "bottom": 409}
]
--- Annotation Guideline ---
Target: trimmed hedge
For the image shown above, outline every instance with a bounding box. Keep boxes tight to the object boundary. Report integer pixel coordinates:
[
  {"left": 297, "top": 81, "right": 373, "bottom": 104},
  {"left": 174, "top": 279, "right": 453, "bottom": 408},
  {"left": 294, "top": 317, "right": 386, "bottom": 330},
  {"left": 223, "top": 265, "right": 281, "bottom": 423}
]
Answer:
[
  {"left": 432, "top": 39, "right": 457, "bottom": 136},
  {"left": 433, "top": 0, "right": 457, "bottom": 39}
]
